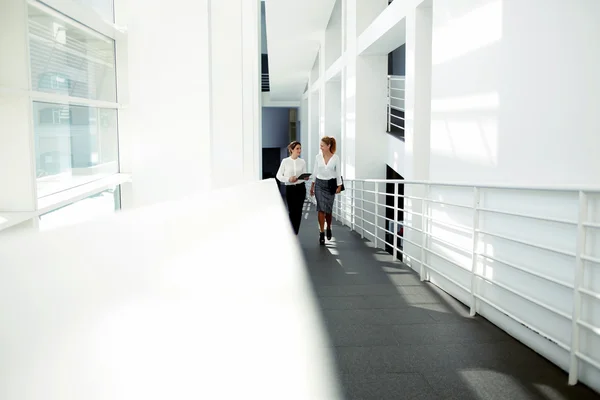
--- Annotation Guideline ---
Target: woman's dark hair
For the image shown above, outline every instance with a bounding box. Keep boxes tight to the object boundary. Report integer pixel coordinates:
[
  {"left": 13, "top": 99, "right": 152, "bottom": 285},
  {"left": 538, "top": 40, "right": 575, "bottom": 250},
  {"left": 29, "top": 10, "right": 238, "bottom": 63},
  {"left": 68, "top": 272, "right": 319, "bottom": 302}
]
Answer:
[
  {"left": 288, "top": 141, "right": 301, "bottom": 154},
  {"left": 321, "top": 136, "right": 337, "bottom": 154}
]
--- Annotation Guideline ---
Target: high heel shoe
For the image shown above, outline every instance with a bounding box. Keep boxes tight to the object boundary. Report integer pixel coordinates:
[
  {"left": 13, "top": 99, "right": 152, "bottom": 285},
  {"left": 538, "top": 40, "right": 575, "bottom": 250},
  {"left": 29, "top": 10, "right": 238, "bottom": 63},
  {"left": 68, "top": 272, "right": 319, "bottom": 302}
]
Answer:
[
  {"left": 326, "top": 227, "right": 332, "bottom": 240},
  {"left": 319, "top": 232, "right": 325, "bottom": 245}
]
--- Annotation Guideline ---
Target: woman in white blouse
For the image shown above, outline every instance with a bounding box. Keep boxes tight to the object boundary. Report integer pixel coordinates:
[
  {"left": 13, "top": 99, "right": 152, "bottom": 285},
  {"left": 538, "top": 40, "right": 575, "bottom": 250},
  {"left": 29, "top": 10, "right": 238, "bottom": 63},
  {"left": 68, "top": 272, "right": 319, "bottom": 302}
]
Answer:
[
  {"left": 309, "top": 136, "right": 342, "bottom": 245},
  {"left": 276, "top": 141, "right": 309, "bottom": 235}
]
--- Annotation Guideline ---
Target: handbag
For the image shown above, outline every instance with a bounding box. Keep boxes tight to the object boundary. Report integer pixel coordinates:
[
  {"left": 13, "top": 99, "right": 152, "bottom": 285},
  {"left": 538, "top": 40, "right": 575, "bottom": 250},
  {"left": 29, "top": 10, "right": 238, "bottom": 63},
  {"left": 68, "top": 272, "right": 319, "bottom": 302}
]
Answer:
[{"left": 328, "top": 177, "right": 346, "bottom": 194}]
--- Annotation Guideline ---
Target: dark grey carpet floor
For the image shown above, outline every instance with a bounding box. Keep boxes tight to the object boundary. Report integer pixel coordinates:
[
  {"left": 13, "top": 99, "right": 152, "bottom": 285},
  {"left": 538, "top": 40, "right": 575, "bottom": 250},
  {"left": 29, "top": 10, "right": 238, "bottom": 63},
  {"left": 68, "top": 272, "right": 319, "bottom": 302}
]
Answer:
[{"left": 296, "top": 202, "right": 600, "bottom": 400}]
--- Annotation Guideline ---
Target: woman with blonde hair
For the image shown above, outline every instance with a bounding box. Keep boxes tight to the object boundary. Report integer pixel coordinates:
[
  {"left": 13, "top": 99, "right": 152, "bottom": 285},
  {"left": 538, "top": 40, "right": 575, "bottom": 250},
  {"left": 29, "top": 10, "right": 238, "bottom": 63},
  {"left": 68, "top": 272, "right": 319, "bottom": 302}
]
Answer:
[
  {"left": 310, "top": 136, "right": 342, "bottom": 245},
  {"left": 276, "top": 141, "right": 309, "bottom": 235}
]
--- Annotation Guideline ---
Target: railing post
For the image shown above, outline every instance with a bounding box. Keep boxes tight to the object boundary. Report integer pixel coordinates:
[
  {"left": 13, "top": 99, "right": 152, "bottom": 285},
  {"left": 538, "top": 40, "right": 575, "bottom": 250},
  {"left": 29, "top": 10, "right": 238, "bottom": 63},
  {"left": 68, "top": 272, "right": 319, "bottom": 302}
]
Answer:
[
  {"left": 569, "top": 190, "right": 588, "bottom": 385},
  {"left": 360, "top": 181, "right": 364, "bottom": 239},
  {"left": 393, "top": 182, "right": 399, "bottom": 262},
  {"left": 374, "top": 182, "right": 379, "bottom": 248},
  {"left": 351, "top": 181, "right": 356, "bottom": 232},
  {"left": 469, "top": 187, "right": 481, "bottom": 317},
  {"left": 419, "top": 184, "right": 429, "bottom": 281},
  {"left": 388, "top": 76, "right": 392, "bottom": 132}
]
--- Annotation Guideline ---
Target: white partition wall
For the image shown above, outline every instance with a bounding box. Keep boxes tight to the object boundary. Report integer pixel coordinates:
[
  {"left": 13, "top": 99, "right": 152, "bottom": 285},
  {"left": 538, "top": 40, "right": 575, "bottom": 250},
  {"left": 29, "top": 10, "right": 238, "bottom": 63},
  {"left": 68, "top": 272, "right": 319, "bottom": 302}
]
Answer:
[{"left": 0, "top": 179, "right": 343, "bottom": 399}]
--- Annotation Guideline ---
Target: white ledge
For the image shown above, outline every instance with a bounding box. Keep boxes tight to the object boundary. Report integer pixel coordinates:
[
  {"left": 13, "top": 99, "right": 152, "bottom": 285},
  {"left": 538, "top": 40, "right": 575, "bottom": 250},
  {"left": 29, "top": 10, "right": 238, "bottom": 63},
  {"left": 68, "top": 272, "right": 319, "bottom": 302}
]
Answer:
[
  {"left": 38, "top": 173, "right": 131, "bottom": 215},
  {"left": 0, "top": 174, "right": 131, "bottom": 232}
]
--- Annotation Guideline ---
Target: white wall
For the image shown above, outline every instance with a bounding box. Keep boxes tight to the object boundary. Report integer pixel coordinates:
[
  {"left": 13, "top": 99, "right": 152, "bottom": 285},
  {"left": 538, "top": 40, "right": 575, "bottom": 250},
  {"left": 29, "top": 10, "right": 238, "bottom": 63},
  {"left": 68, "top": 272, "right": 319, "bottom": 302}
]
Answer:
[
  {"left": 386, "top": 134, "right": 405, "bottom": 177},
  {"left": 324, "top": 0, "right": 342, "bottom": 69},
  {"left": 0, "top": 1, "right": 37, "bottom": 213},
  {"left": 429, "top": 0, "right": 600, "bottom": 185},
  {"left": 119, "top": 0, "right": 261, "bottom": 207},
  {"left": 115, "top": 0, "right": 211, "bottom": 208}
]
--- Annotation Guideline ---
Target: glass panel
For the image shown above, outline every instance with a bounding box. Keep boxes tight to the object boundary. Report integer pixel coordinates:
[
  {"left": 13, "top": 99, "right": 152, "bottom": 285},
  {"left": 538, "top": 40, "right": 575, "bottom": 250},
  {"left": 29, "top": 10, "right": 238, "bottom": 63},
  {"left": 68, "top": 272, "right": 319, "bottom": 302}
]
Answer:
[
  {"left": 28, "top": 4, "right": 117, "bottom": 102},
  {"left": 73, "top": 0, "right": 114, "bottom": 22},
  {"left": 39, "top": 186, "right": 121, "bottom": 231},
  {"left": 34, "top": 102, "right": 119, "bottom": 197}
]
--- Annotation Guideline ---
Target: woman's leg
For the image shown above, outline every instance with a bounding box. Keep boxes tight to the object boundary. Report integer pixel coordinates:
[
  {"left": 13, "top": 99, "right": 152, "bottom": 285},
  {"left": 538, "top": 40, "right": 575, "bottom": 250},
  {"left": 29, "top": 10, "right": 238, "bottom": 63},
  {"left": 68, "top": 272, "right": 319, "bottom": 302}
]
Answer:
[
  {"left": 318, "top": 211, "right": 326, "bottom": 232},
  {"left": 325, "top": 213, "right": 332, "bottom": 229},
  {"left": 290, "top": 185, "right": 306, "bottom": 234},
  {"left": 285, "top": 186, "right": 295, "bottom": 230}
]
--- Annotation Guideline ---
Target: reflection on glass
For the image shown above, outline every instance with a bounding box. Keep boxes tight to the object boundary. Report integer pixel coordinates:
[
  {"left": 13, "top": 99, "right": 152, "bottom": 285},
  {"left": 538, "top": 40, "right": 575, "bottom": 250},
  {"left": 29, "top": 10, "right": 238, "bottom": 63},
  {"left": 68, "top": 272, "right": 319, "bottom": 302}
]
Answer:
[
  {"left": 73, "top": 0, "right": 115, "bottom": 22},
  {"left": 34, "top": 102, "right": 119, "bottom": 198},
  {"left": 39, "top": 186, "right": 121, "bottom": 231},
  {"left": 28, "top": 4, "right": 117, "bottom": 102}
]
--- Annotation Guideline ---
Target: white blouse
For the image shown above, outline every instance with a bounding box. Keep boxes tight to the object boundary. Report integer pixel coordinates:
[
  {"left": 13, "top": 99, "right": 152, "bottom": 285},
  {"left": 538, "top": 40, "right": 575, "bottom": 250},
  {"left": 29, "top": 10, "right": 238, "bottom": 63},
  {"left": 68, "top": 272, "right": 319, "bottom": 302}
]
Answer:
[
  {"left": 312, "top": 153, "right": 342, "bottom": 186},
  {"left": 276, "top": 156, "right": 307, "bottom": 186}
]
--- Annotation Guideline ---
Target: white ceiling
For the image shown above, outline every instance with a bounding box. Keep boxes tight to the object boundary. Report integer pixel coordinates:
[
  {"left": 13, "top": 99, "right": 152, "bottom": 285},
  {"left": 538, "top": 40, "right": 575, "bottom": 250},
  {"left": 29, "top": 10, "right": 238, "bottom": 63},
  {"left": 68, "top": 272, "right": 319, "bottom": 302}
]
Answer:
[{"left": 264, "top": 0, "right": 337, "bottom": 101}]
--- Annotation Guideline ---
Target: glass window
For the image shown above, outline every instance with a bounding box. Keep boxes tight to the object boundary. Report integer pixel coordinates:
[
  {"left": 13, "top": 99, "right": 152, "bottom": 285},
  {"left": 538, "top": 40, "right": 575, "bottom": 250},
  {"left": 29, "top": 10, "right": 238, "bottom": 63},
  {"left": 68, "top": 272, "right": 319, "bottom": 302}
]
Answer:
[
  {"left": 73, "top": 0, "right": 114, "bottom": 22},
  {"left": 39, "top": 186, "right": 121, "bottom": 231},
  {"left": 28, "top": 4, "right": 117, "bottom": 102},
  {"left": 34, "top": 102, "right": 119, "bottom": 198}
]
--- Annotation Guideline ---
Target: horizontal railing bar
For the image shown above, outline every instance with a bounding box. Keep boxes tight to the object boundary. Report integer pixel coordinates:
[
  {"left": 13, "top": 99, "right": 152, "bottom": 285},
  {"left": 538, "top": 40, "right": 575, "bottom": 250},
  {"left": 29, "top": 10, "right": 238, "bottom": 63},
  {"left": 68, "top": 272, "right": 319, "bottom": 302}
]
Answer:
[
  {"left": 582, "top": 254, "right": 600, "bottom": 265},
  {"left": 579, "top": 287, "right": 600, "bottom": 301},
  {"left": 390, "top": 114, "right": 405, "bottom": 121},
  {"left": 402, "top": 224, "right": 423, "bottom": 233},
  {"left": 389, "top": 105, "right": 405, "bottom": 112},
  {"left": 390, "top": 123, "right": 405, "bottom": 130},
  {"left": 342, "top": 179, "right": 600, "bottom": 193},
  {"left": 476, "top": 229, "right": 576, "bottom": 258},
  {"left": 476, "top": 253, "right": 573, "bottom": 289},
  {"left": 475, "top": 273, "right": 571, "bottom": 320},
  {"left": 478, "top": 207, "right": 577, "bottom": 225},
  {"left": 389, "top": 96, "right": 405, "bottom": 101},
  {"left": 474, "top": 294, "right": 570, "bottom": 351},
  {"left": 577, "top": 320, "right": 600, "bottom": 338},
  {"left": 425, "top": 247, "right": 470, "bottom": 272},
  {"left": 354, "top": 215, "right": 376, "bottom": 227},
  {"left": 583, "top": 222, "right": 600, "bottom": 229},
  {"left": 576, "top": 352, "right": 600, "bottom": 372},
  {"left": 396, "top": 208, "right": 424, "bottom": 217},
  {"left": 423, "top": 215, "right": 472, "bottom": 233},
  {"left": 423, "top": 261, "right": 470, "bottom": 292},
  {"left": 389, "top": 87, "right": 405, "bottom": 91},
  {"left": 427, "top": 198, "right": 472, "bottom": 209},
  {"left": 401, "top": 235, "right": 422, "bottom": 248},
  {"left": 426, "top": 234, "right": 471, "bottom": 254}
]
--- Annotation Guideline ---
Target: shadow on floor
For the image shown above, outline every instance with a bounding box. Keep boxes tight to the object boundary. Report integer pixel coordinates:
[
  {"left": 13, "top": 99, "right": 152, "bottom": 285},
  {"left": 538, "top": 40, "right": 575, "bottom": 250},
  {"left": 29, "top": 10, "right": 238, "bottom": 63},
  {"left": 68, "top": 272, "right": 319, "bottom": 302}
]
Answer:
[{"left": 297, "top": 203, "right": 600, "bottom": 400}]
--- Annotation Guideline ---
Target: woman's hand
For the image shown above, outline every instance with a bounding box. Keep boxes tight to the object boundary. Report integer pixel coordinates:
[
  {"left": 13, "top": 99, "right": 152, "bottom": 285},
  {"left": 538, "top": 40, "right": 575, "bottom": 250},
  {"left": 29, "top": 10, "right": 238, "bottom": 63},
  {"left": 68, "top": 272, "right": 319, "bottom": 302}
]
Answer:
[
  {"left": 336, "top": 186, "right": 342, "bottom": 194},
  {"left": 289, "top": 176, "right": 298, "bottom": 183},
  {"left": 310, "top": 184, "right": 315, "bottom": 196}
]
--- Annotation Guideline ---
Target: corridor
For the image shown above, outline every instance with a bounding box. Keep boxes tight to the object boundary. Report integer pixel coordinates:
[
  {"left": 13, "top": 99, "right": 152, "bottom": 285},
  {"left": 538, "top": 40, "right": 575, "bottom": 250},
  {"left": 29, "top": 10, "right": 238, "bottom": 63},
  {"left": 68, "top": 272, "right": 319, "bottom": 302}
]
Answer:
[{"left": 298, "top": 203, "right": 600, "bottom": 400}]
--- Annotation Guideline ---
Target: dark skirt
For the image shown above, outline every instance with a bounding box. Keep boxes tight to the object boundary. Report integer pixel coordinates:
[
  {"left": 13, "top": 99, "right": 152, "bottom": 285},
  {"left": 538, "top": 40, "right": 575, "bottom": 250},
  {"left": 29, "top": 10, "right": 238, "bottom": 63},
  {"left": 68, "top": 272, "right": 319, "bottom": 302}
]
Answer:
[{"left": 315, "top": 178, "right": 335, "bottom": 214}]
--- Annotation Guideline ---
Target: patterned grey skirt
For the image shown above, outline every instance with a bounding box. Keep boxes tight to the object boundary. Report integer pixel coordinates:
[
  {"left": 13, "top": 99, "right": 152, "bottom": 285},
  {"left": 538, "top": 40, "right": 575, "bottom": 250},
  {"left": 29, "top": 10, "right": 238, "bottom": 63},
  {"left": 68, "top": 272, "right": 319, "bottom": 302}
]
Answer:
[{"left": 315, "top": 178, "right": 335, "bottom": 214}]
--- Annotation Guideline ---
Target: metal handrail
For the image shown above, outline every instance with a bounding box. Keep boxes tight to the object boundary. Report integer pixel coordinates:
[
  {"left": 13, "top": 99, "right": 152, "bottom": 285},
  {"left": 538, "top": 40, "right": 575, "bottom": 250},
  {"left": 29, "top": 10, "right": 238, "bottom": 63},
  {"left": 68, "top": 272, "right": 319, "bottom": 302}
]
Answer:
[
  {"left": 387, "top": 75, "right": 405, "bottom": 135},
  {"left": 333, "top": 178, "right": 600, "bottom": 389}
]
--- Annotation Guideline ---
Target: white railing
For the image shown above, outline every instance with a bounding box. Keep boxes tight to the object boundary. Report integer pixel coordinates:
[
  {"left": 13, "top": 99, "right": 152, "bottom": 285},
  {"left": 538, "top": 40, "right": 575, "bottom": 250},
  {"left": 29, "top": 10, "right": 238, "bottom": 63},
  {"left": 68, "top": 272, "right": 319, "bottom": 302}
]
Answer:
[
  {"left": 333, "top": 179, "right": 600, "bottom": 391},
  {"left": 387, "top": 75, "right": 405, "bottom": 135},
  {"left": 261, "top": 73, "right": 270, "bottom": 91}
]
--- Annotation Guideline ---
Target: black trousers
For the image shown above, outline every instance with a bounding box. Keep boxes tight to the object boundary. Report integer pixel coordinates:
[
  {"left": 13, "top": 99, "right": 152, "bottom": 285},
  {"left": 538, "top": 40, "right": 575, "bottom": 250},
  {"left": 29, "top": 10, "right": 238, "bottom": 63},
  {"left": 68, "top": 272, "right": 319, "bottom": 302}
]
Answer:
[{"left": 285, "top": 184, "right": 306, "bottom": 235}]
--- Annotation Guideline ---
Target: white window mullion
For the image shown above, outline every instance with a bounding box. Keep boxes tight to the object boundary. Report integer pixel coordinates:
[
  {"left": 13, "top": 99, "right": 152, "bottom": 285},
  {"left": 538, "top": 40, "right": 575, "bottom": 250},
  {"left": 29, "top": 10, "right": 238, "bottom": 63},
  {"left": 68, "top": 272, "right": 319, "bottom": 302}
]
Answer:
[
  {"left": 30, "top": 90, "right": 120, "bottom": 109},
  {"left": 29, "top": 0, "right": 125, "bottom": 41}
]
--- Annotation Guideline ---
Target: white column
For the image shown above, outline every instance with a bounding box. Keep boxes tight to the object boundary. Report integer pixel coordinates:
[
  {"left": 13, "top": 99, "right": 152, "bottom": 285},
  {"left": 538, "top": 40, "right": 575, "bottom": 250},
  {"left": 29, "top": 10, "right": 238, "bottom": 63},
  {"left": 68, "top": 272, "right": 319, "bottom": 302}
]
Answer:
[
  {"left": 209, "top": 0, "right": 261, "bottom": 189},
  {"left": 0, "top": 0, "right": 37, "bottom": 214},
  {"left": 118, "top": 0, "right": 260, "bottom": 207},
  {"left": 343, "top": 0, "right": 387, "bottom": 243},
  {"left": 403, "top": 4, "right": 433, "bottom": 269},
  {"left": 318, "top": 41, "right": 326, "bottom": 138},
  {"left": 118, "top": 0, "right": 212, "bottom": 208}
]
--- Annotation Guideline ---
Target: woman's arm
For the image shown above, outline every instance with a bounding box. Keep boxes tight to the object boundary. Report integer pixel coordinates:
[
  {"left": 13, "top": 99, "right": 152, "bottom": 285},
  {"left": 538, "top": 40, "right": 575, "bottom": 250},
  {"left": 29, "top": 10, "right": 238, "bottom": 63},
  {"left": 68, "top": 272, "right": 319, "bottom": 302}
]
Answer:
[
  {"left": 276, "top": 159, "right": 289, "bottom": 183},
  {"left": 310, "top": 156, "right": 318, "bottom": 195},
  {"left": 335, "top": 155, "right": 342, "bottom": 186}
]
